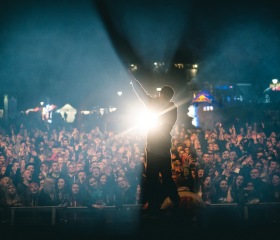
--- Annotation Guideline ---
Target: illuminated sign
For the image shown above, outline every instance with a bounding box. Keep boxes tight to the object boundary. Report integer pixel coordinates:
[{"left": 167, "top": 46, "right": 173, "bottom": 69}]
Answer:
[{"left": 270, "top": 83, "right": 280, "bottom": 91}]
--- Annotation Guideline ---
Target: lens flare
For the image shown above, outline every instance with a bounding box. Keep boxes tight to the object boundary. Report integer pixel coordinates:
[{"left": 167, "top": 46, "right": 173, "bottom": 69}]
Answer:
[{"left": 135, "top": 110, "right": 159, "bottom": 132}]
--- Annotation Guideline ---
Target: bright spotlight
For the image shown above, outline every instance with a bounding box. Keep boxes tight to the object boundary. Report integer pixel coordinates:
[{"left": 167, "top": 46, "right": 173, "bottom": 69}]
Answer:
[
  {"left": 99, "top": 108, "right": 105, "bottom": 115},
  {"left": 130, "top": 64, "right": 138, "bottom": 71},
  {"left": 109, "top": 107, "right": 117, "bottom": 113},
  {"left": 135, "top": 109, "right": 159, "bottom": 131},
  {"left": 81, "top": 110, "right": 91, "bottom": 115}
]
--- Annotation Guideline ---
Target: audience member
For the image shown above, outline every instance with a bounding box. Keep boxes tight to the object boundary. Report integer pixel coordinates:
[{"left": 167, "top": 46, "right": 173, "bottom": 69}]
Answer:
[{"left": 0, "top": 113, "right": 279, "bottom": 223}]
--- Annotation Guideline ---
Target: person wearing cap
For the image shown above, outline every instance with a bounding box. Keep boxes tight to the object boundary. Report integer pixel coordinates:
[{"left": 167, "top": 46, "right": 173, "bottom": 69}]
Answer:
[{"left": 130, "top": 76, "right": 179, "bottom": 213}]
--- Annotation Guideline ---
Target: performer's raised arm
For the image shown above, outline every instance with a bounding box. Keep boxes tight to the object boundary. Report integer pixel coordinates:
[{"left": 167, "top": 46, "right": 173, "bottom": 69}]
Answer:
[{"left": 129, "top": 73, "right": 152, "bottom": 107}]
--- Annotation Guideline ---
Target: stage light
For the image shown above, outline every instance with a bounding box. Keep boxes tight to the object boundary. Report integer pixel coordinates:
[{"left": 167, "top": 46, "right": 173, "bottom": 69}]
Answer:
[
  {"left": 130, "top": 64, "right": 138, "bottom": 71},
  {"left": 99, "top": 108, "right": 105, "bottom": 115},
  {"left": 134, "top": 109, "right": 159, "bottom": 132},
  {"left": 81, "top": 111, "right": 91, "bottom": 115},
  {"left": 109, "top": 107, "right": 117, "bottom": 113}
]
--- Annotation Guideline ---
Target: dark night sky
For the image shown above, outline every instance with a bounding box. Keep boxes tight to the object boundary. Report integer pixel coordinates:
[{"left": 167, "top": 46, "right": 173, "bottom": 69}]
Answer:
[{"left": 1, "top": 0, "right": 280, "bottom": 110}]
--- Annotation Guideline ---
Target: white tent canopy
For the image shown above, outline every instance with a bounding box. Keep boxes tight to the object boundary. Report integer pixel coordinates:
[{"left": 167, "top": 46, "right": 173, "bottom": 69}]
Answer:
[{"left": 58, "top": 103, "right": 77, "bottom": 123}]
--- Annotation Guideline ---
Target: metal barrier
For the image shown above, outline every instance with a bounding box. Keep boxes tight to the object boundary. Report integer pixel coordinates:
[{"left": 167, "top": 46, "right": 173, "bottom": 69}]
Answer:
[
  {"left": 6, "top": 204, "right": 143, "bottom": 226},
  {"left": 1, "top": 203, "right": 280, "bottom": 226},
  {"left": 244, "top": 202, "right": 280, "bottom": 224},
  {"left": 9, "top": 206, "right": 61, "bottom": 226},
  {"left": 201, "top": 202, "right": 280, "bottom": 227}
]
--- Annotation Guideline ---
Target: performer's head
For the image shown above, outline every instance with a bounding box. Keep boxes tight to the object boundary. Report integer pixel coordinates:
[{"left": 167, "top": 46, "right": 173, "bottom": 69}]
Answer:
[{"left": 160, "top": 85, "right": 175, "bottom": 101}]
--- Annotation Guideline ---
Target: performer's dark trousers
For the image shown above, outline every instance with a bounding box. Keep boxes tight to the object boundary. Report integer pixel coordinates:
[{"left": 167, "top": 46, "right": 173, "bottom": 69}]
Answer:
[{"left": 145, "top": 151, "right": 179, "bottom": 211}]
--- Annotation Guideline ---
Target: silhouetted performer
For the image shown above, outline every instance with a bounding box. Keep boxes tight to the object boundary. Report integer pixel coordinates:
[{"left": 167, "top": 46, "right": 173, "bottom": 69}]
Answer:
[{"left": 130, "top": 77, "right": 179, "bottom": 213}]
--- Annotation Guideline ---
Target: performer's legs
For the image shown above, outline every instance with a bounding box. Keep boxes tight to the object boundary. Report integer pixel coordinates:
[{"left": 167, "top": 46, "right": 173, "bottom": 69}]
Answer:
[
  {"left": 160, "top": 157, "right": 180, "bottom": 207},
  {"left": 145, "top": 152, "right": 161, "bottom": 211}
]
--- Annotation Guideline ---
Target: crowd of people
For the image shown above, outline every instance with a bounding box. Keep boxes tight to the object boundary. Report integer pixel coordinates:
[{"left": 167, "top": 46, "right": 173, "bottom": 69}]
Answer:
[{"left": 0, "top": 114, "right": 280, "bottom": 212}]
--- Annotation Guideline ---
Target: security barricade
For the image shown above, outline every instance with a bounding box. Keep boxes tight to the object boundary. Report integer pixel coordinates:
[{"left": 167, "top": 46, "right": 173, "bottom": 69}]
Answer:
[
  {"left": 244, "top": 202, "right": 280, "bottom": 225},
  {"left": 9, "top": 206, "right": 62, "bottom": 226},
  {"left": 3, "top": 203, "right": 280, "bottom": 226},
  {"left": 8, "top": 205, "right": 143, "bottom": 226}
]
